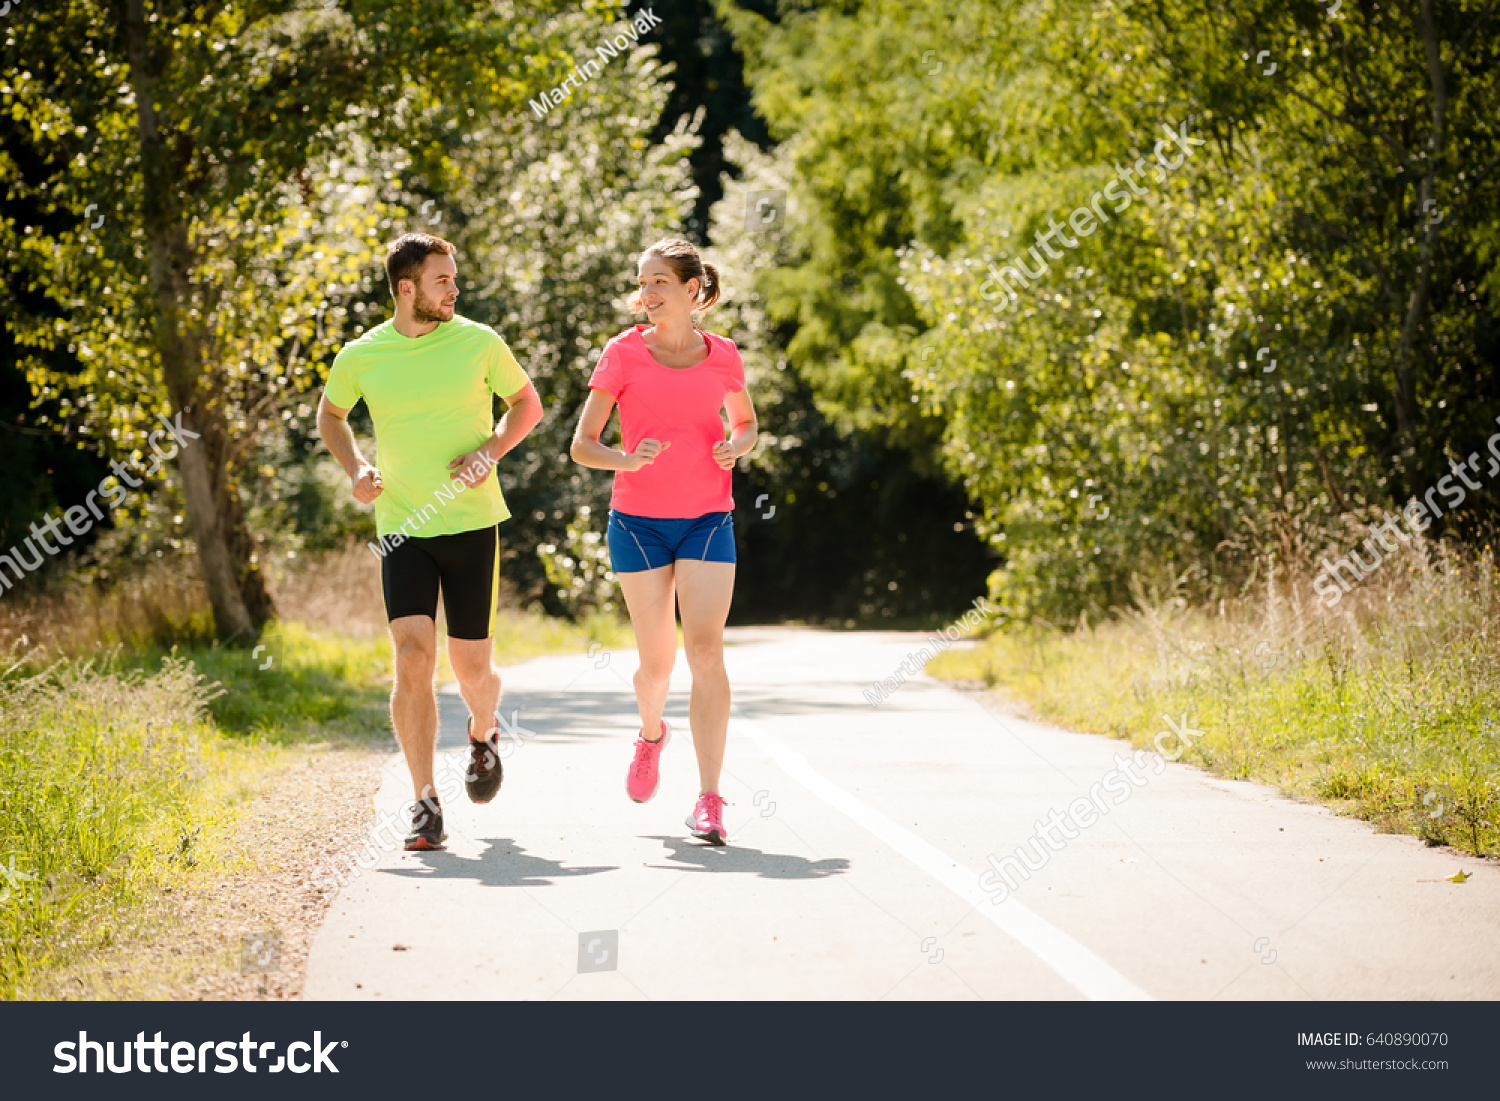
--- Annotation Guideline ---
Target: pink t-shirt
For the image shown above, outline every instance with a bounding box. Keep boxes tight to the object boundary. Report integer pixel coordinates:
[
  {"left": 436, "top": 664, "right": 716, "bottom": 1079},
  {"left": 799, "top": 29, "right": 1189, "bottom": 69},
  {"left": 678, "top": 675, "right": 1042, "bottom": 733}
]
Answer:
[{"left": 587, "top": 325, "right": 747, "bottom": 519}]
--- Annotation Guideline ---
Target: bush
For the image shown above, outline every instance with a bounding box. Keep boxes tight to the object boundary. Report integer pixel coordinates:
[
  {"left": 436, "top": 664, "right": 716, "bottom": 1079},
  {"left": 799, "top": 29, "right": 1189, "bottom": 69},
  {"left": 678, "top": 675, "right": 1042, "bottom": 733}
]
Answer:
[{"left": 537, "top": 506, "right": 619, "bottom": 618}]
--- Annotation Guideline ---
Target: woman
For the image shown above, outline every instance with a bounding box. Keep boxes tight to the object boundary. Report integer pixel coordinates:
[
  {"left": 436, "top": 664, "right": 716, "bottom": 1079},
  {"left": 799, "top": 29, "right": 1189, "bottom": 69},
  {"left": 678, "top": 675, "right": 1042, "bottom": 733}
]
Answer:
[{"left": 569, "top": 238, "right": 758, "bottom": 846}]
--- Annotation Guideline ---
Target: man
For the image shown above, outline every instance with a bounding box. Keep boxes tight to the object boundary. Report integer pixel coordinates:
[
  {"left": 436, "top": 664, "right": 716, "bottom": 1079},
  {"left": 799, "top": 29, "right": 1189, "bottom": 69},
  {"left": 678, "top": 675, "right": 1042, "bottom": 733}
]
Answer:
[{"left": 318, "top": 233, "right": 543, "bottom": 850}]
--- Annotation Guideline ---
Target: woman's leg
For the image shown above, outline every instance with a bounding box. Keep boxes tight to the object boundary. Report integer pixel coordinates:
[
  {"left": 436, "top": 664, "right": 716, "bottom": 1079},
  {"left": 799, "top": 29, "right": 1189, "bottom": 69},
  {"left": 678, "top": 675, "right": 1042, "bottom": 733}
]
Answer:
[
  {"left": 617, "top": 565, "right": 678, "bottom": 741},
  {"left": 674, "top": 559, "right": 736, "bottom": 793}
]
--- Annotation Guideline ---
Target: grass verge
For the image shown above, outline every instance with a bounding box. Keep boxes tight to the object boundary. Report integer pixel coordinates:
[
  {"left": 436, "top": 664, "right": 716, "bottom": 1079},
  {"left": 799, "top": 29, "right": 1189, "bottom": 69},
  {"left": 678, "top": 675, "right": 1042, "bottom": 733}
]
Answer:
[
  {"left": 2, "top": 602, "right": 630, "bottom": 999},
  {"left": 0, "top": 653, "right": 243, "bottom": 998},
  {"left": 929, "top": 547, "right": 1500, "bottom": 857}
]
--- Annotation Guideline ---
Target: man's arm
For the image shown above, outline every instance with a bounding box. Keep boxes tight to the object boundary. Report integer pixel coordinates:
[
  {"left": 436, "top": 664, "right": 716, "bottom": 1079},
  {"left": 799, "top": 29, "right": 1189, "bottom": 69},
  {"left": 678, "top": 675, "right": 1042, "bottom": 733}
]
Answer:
[
  {"left": 447, "top": 380, "right": 544, "bottom": 486},
  {"left": 317, "top": 394, "right": 383, "bottom": 503}
]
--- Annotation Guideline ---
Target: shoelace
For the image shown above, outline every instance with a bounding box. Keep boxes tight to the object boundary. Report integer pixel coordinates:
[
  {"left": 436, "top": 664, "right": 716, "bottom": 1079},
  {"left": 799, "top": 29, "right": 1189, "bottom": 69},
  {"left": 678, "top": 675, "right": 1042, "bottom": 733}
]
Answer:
[
  {"left": 698, "top": 792, "right": 726, "bottom": 822},
  {"left": 631, "top": 734, "right": 662, "bottom": 779},
  {"left": 470, "top": 732, "right": 497, "bottom": 769},
  {"left": 469, "top": 716, "right": 498, "bottom": 762}
]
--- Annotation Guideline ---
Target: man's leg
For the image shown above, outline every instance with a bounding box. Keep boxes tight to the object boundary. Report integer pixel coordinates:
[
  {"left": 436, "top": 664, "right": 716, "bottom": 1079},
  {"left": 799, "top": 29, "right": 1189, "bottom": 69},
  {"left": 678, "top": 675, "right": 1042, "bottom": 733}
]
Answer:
[
  {"left": 450, "top": 636, "right": 502, "bottom": 739},
  {"left": 434, "top": 525, "right": 505, "bottom": 743},
  {"left": 617, "top": 564, "right": 679, "bottom": 741},
  {"left": 389, "top": 615, "right": 440, "bottom": 801},
  {"left": 675, "top": 560, "right": 735, "bottom": 795}
]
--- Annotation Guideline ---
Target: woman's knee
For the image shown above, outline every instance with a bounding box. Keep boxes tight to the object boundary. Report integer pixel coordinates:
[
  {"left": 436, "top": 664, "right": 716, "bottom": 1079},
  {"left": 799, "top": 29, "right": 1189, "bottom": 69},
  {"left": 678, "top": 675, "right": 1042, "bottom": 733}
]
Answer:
[
  {"left": 683, "top": 636, "right": 725, "bottom": 672},
  {"left": 635, "top": 664, "right": 673, "bottom": 690}
]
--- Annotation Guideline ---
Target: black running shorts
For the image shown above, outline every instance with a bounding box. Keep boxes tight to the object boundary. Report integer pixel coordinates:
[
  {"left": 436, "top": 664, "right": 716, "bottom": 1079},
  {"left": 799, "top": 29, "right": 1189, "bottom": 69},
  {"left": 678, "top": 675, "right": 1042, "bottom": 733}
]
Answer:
[{"left": 379, "top": 524, "right": 499, "bottom": 640}]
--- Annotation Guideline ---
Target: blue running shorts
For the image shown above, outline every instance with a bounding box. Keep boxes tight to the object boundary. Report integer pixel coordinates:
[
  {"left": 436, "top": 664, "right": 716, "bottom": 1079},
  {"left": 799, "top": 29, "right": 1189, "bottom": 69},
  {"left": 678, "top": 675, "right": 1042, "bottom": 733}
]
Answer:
[{"left": 606, "top": 510, "right": 736, "bottom": 573}]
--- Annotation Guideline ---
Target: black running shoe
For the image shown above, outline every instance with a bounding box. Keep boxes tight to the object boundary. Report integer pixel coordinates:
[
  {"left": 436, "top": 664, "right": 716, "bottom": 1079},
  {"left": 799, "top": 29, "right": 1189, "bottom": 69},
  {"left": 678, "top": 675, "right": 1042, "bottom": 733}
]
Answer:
[
  {"left": 404, "top": 797, "right": 447, "bottom": 851},
  {"left": 465, "top": 715, "right": 504, "bottom": 804}
]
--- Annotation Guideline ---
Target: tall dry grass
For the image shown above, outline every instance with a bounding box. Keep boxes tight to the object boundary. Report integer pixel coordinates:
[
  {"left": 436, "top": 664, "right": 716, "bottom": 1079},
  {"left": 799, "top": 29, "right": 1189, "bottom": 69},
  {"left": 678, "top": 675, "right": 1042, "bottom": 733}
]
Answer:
[
  {"left": 0, "top": 539, "right": 546, "bottom": 655},
  {"left": 0, "top": 556, "right": 214, "bottom": 656},
  {"left": 265, "top": 540, "right": 390, "bottom": 638},
  {"left": 0, "top": 540, "right": 422, "bottom": 655}
]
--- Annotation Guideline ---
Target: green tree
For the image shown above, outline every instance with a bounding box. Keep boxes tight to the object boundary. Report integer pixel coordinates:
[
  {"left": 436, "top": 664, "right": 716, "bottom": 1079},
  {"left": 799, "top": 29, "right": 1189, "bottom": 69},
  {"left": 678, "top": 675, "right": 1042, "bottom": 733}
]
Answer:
[
  {"left": 1, "top": 0, "right": 570, "bottom": 639},
  {"left": 721, "top": 0, "right": 1500, "bottom": 617}
]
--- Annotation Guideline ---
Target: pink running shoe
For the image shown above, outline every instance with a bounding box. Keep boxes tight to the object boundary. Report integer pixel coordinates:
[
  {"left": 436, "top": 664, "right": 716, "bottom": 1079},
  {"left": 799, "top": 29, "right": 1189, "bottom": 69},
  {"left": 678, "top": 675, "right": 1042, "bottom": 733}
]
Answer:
[
  {"left": 686, "top": 791, "right": 728, "bottom": 846},
  {"left": 625, "top": 720, "right": 670, "bottom": 803}
]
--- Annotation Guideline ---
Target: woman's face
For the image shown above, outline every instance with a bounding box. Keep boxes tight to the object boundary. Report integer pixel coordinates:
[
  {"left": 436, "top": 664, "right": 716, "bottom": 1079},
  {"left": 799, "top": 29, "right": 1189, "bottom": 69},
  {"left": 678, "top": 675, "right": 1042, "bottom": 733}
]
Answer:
[{"left": 636, "top": 254, "right": 698, "bottom": 324}]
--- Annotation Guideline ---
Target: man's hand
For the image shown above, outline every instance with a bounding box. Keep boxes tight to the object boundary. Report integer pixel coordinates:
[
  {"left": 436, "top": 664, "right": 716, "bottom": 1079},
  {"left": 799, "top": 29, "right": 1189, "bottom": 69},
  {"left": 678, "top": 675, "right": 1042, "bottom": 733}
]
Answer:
[
  {"left": 712, "top": 440, "right": 737, "bottom": 471},
  {"left": 448, "top": 445, "right": 497, "bottom": 488},
  {"left": 625, "top": 438, "right": 670, "bottom": 472},
  {"left": 352, "top": 463, "right": 383, "bottom": 504}
]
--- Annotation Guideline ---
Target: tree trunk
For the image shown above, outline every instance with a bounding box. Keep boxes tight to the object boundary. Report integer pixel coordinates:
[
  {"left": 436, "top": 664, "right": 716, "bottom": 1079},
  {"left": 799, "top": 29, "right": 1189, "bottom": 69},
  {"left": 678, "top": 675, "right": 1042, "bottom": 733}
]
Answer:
[
  {"left": 1392, "top": 193, "right": 1437, "bottom": 443},
  {"left": 197, "top": 387, "right": 276, "bottom": 629},
  {"left": 123, "top": 0, "right": 270, "bottom": 640},
  {"left": 1391, "top": 0, "right": 1450, "bottom": 477}
]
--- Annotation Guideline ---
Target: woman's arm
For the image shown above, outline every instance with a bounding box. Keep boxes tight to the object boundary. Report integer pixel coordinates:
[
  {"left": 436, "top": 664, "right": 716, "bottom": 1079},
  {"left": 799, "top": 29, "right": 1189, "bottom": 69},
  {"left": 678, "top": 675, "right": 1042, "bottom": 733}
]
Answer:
[
  {"left": 712, "top": 389, "right": 759, "bottom": 470},
  {"left": 569, "top": 388, "right": 669, "bottom": 471}
]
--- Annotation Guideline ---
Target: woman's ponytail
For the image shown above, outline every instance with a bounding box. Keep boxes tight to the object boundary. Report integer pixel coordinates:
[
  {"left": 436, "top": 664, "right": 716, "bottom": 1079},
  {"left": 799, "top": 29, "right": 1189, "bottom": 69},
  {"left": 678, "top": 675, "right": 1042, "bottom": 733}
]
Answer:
[{"left": 697, "top": 261, "right": 722, "bottom": 311}]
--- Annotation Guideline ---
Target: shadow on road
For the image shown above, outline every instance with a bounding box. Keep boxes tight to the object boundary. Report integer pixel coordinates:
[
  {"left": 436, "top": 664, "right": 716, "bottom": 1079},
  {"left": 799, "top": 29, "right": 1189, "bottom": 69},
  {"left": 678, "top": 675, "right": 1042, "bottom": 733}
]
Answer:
[
  {"left": 385, "top": 839, "right": 617, "bottom": 887},
  {"left": 435, "top": 689, "right": 643, "bottom": 749},
  {"left": 644, "top": 836, "right": 850, "bottom": 879},
  {"left": 435, "top": 683, "right": 917, "bottom": 752}
]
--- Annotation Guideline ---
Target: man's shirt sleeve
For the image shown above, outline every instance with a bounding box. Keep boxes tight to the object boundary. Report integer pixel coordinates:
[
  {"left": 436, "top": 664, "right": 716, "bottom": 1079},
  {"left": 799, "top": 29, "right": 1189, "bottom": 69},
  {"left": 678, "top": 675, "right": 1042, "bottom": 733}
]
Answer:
[
  {"left": 487, "top": 332, "right": 530, "bottom": 400},
  {"left": 324, "top": 346, "right": 363, "bottom": 410}
]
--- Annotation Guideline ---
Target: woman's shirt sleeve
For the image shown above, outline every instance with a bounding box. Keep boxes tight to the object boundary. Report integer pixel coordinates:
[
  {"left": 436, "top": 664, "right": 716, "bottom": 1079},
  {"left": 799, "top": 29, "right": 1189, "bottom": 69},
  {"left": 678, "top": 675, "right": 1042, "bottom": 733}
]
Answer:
[
  {"left": 588, "top": 344, "right": 626, "bottom": 397},
  {"left": 722, "top": 338, "right": 746, "bottom": 394}
]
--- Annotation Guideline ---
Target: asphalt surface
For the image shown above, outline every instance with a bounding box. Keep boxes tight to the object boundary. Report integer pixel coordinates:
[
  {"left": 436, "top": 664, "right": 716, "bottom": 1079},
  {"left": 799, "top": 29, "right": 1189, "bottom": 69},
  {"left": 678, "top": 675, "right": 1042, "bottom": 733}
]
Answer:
[{"left": 303, "top": 626, "right": 1499, "bottom": 1000}]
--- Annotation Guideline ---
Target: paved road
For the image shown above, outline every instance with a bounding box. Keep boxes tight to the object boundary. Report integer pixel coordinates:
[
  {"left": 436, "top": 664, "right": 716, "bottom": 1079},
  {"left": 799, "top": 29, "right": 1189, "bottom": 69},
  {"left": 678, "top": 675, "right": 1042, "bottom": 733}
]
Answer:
[{"left": 303, "top": 627, "right": 1499, "bottom": 1000}]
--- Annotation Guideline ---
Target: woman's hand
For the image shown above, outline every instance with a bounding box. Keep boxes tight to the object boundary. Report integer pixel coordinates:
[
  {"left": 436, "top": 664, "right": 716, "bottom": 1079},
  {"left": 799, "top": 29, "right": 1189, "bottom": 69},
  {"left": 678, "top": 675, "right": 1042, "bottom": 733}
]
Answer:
[
  {"left": 626, "top": 438, "right": 670, "bottom": 471},
  {"left": 711, "top": 440, "right": 737, "bottom": 470}
]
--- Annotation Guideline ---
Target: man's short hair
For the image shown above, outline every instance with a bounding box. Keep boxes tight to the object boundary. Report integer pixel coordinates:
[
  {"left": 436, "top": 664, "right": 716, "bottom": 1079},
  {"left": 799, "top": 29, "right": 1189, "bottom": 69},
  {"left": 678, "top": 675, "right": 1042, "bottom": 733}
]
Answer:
[{"left": 385, "top": 233, "right": 456, "bottom": 299}]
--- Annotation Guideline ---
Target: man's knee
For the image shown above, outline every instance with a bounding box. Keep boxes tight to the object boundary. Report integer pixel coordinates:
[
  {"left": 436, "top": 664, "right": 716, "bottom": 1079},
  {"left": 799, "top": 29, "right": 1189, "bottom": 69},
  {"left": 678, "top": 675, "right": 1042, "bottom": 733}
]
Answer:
[
  {"left": 394, "top": 637, "right": 436, "bottom": 685},
  {"left": 450, "top": 646, "right": 499, "bottom": 690}
]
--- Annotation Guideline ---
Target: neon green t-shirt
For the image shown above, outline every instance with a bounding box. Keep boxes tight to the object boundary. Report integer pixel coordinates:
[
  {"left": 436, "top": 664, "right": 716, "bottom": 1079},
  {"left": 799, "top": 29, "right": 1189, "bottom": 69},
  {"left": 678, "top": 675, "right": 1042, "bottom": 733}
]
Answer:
[{"left": 325, "top": 315, "right": 529, "bottom": 538}]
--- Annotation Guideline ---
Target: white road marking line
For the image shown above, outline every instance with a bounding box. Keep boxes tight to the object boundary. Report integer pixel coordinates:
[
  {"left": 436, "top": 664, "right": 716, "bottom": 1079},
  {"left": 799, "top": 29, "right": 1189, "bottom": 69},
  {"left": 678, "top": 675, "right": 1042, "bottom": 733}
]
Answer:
[{"left": 731, "top": 709, "right": 1154, "bottom": 1001}]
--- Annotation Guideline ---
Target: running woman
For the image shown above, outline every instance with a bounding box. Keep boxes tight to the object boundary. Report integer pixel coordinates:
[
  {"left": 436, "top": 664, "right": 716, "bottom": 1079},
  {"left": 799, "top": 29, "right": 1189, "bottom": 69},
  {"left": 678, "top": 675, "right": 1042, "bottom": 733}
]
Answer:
[
  {"left": 318, "top": 233, "right": 543, "bottom": 851},
  {"left": 569, "top": 238, "right": 758, "bottom": 846}
]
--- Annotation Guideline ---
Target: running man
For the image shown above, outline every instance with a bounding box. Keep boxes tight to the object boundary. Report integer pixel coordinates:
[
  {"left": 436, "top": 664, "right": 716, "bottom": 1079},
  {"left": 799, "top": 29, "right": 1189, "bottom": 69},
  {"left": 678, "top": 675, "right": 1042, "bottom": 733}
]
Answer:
[
  {"left": 318, "top": 233, "right": 543, "bottom": 851},
  {"left": 569, "top": 237, "right": 758, "bottom": 845}
]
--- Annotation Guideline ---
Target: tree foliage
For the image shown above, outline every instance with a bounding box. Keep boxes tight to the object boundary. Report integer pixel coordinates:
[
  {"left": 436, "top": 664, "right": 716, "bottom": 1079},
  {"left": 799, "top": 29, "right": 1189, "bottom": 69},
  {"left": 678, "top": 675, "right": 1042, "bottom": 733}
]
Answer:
[
  {"left": 1, "top": 0, "right": 572, "bottom": 638},
  {"left": 723, "top": 0, "right": 1500, "bottom": 618}
]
